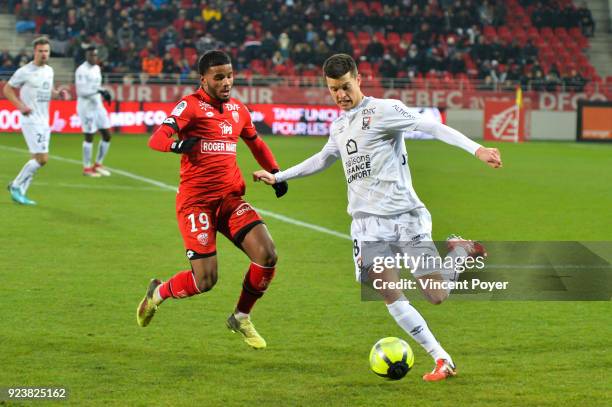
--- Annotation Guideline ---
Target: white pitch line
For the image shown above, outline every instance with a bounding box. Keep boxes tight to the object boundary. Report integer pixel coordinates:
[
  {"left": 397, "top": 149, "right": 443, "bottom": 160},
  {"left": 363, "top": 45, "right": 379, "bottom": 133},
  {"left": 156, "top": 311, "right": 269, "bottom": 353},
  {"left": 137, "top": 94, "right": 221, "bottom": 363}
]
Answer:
[{"left": 0, "top": 144, "right": 352, "bottom": 240}]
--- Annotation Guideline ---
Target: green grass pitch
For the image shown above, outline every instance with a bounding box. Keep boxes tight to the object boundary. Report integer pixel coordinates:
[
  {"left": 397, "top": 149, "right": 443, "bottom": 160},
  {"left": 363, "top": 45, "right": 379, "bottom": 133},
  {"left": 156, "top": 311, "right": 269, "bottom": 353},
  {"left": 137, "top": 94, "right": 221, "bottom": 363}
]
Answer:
[{"left": 0, "top": 133, "right": 610, "bottom": 406}]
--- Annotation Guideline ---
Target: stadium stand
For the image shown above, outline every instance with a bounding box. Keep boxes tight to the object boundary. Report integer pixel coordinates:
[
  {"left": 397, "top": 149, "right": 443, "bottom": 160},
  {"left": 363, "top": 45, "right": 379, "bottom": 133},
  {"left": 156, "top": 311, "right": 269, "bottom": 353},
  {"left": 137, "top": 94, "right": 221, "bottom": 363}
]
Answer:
[{"left": 1, "top": 0, "right": 609, "bottom": 94}]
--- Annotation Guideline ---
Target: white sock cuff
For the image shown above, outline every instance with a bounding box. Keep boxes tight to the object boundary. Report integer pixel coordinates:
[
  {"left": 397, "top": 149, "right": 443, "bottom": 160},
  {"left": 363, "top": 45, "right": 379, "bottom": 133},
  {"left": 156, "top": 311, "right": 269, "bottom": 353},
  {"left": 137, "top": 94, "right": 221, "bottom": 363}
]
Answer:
[{"left": 29, "top": 159, "right": 42, "bottom": 170}]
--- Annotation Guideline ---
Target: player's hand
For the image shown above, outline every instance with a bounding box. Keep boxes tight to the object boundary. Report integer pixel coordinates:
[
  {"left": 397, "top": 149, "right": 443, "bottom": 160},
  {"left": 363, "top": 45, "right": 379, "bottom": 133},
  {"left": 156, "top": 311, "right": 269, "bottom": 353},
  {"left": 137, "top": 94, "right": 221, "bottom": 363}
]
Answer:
[
  {"left": 253, "top": 170, "right": 276, "bottom": 185},
  {"left": 476, "top": 147, "right": 502, "bottom": 168},
  {"left": 98, "top": 89, "right": 112, "bottom": 104},
  {"left": 170, "top": 137, "right": 199, "bottom": 154},
  {"left": 19, "top": 106, "right": 32, "bottom": 115},
  {"left": 271, "top": 169, "right": 288, "bottom": 198}
]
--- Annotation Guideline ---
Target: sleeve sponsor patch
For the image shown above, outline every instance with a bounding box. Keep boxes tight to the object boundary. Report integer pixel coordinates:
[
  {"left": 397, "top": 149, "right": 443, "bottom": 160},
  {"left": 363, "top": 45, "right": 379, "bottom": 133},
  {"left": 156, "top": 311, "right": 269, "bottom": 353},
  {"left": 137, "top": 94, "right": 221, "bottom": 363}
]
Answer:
[
  {"left": 392, "top": 104, "right": 417, "bottom": 120},
  {"left": 171, "top": 100, "right": 188, "bottom": 116}
]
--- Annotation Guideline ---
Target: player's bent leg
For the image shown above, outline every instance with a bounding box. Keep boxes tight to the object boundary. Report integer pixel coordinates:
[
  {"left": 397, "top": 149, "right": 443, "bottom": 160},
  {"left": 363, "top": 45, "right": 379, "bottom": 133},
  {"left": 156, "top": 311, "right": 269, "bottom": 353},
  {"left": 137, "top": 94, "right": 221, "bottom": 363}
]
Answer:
[
  {"left": 367, "top": 267, "right": 455, "bottom": 378},
  {"left": 416, "top": 272, "right": 450, "bottom": 305},
  {"left": 226, "top": 223, "right": 276, "bottom": 349},
  {"left": 189, "top": 256, "right": 218, "bottom": 292},
  {"left": 136, "top": 254, "right": 216, "bottom": 327}
]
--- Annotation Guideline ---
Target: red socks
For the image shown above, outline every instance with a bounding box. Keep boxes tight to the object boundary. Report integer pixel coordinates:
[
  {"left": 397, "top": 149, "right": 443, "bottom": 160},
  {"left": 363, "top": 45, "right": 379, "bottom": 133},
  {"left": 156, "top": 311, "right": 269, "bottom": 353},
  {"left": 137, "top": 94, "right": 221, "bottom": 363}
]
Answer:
[
  {"left": 236, "top": 262, "right": 276, "bottom": 314},
  {"left": 158, "top": 270, "right": 201, "bottom": 299}
]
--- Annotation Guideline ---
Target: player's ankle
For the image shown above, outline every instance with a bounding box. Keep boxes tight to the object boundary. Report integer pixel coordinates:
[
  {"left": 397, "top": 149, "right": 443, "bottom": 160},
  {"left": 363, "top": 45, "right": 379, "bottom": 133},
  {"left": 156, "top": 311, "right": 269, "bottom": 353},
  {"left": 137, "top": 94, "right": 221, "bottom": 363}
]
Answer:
[{"left": 234, "top": 311, "right": 250, "bottom": 320}]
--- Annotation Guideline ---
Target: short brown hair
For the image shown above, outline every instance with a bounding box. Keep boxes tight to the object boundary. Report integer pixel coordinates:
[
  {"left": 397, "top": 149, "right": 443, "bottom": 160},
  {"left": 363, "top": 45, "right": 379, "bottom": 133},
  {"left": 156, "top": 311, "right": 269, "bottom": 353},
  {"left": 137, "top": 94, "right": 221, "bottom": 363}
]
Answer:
[
  {"left": 323, "top": 53, "right": 357, "bottom": 79},
  {"left": 32, "top": 37, "right": 50, "bottom": 49}
]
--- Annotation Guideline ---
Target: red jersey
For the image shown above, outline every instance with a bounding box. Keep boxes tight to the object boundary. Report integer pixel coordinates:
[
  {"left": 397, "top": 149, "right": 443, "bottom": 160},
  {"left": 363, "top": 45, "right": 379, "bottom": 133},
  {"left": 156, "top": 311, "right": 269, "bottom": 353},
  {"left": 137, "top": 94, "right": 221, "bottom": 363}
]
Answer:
[{"left": 149, "top": 88, "right": 279, "bottom": 209}]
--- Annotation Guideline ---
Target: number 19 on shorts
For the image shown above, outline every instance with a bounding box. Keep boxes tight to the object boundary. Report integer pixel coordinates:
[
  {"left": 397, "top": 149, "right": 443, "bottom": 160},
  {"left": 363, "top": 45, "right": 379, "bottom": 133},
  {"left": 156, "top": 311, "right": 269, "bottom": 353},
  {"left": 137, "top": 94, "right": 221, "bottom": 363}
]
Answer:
[{"left": 187, "top": 212, "right": 210, "bottom": 232}]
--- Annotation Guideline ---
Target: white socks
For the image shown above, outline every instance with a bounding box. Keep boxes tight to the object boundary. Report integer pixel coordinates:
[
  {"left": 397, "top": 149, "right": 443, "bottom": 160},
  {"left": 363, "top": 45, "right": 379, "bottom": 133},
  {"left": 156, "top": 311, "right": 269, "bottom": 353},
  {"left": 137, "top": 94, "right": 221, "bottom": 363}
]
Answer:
[
  {"left": 234, "top": 311, "right": 249, "bottom": 320},
  {"left": 386, "top": 298, "right": 452, "bottom": 364},
  {"left": 83, "top": 141, "right": 93, "bottom": 167},
  {"left": 96, "top": 141, "right": 110, "bottom": 164},
  {"left": 13, "top": 159, "right": 41, "bottom": 194}
]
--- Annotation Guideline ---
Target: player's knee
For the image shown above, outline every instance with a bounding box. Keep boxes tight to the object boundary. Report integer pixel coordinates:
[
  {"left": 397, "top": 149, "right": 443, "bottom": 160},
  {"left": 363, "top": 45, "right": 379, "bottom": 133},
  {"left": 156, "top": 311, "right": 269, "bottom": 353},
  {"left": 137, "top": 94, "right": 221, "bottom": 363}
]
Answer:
[
  {"left": 84, "top": 134, "right": 94, "bottom": 143},
  {"left": 195, "top": 271, "right": 217, "bottom": 292},
  {"left": 101, "top": 130, "right": 111, "bottom": 142},
  {"left": 427, "top": 290, "right": 449, "bottom": 305},
  {"left": 260, "top": 246, "right": 277, "bottom": 267},
  {"left": 35, "top": 156, "right": 48, "bottom": 166}
]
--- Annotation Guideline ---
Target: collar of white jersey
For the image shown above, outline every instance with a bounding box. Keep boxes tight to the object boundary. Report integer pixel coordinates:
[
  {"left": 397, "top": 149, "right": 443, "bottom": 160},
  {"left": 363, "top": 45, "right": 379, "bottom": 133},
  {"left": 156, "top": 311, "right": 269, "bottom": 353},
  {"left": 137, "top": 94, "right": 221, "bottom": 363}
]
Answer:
[{"left": 341, "top": 96, "right": 372, "bottom": 118}]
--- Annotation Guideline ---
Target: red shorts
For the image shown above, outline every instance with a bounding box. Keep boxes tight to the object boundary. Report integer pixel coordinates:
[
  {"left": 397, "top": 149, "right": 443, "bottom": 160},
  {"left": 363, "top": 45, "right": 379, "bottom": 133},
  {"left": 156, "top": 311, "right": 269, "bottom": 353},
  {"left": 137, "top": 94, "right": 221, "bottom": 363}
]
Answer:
[{"left": 176, "top": 194, "right": 263, "bottom": 258}]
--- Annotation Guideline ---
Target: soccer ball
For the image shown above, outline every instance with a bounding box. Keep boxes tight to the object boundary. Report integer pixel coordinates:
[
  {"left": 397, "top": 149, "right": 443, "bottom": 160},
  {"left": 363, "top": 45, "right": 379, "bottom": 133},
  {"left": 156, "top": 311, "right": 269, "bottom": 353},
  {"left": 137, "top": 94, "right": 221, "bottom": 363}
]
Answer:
[{"left": 369, "top": 337, "right": 414, "bottom": 380}]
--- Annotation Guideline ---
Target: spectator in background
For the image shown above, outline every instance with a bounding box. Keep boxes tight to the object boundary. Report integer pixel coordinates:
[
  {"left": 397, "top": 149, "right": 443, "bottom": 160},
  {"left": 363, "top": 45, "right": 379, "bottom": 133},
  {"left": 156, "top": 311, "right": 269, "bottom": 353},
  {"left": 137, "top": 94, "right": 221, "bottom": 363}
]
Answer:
[
  {"left": 577, "top": 2, "right": 595, "bottom": 37},
  {"left": 364, "top": 37, "right": 385, "bottom": 63},
  {"left": 260, "top": 31, "right": 278, "bottom": 59},
  {"left": 545, "top": 69, "right": 561, "bottom": 92},
  {"left": 523, "top": 39, "right": 538, "bottom": 65},
  {"left": 278, "top": 32, "right": 291, "bottom": 59},
  {"left": 16, "top": 0, "right": 36, "bottom": 33},
  {"left": 142, "top": 51, "right": 163, "bottom": 82},
  {"left": 117, "top": 20, "right": 134, "bottom": 49},
  {"left": 159, "top": 26, "right": 180, "bottom": 53},
  {"left": 563, "top": 68, "right": 586, "bottom": 92},
  {"left": 161, "top": 52, "right": 180, "bottom": 80},
  {"left": 449, "top": 52, "right": 466, "bottom": 75},
  {"left": 379, "top": 54, "right": 399, "bottom": 85}
]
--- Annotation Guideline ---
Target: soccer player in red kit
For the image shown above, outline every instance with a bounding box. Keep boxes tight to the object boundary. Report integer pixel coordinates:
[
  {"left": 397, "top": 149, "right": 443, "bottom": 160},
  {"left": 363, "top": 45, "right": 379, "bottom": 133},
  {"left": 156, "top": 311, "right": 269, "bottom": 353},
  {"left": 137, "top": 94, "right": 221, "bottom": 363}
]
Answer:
[{"left": 136, "top": 50, "right": 288, "bottom": 349}]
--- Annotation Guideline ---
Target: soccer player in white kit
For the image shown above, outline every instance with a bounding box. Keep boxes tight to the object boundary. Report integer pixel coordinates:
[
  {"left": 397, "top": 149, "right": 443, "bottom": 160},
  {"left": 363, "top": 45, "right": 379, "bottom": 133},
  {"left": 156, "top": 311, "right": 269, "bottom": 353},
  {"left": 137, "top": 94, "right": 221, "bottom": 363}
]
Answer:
[
  {"left": 4, "top": 37, "right": 69, "bottom": 205},
  {"left": 253, "top": 54, "right": 502, "bottom": 381},
  {"left": 75, "top": 46, "right": 112, "bottom": 177}
]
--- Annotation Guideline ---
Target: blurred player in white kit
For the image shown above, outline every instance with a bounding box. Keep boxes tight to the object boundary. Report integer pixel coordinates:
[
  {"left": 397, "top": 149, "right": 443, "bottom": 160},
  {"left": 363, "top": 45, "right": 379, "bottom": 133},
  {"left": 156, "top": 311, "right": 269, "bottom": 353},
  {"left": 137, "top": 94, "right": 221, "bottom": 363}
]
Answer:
[
  {"left": 5, "top": 37, "right": 69, "bottom": 205},
  {"left": 75, "top": 46, "right": 113, "bottom": 177}
]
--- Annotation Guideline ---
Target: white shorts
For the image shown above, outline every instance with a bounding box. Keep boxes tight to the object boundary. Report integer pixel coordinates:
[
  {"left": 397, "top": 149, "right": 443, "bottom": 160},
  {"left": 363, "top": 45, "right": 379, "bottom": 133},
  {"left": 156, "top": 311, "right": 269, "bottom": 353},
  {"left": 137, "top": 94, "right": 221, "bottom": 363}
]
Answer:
[
  {"left": 78, "top": 106, "right": 110, "bottom": 134},
  {"left": 350, "top": 208, "right": 441, "bottom": 281},
  {"left": 22, "top": 124, "right": 51, "bottom": 154}
]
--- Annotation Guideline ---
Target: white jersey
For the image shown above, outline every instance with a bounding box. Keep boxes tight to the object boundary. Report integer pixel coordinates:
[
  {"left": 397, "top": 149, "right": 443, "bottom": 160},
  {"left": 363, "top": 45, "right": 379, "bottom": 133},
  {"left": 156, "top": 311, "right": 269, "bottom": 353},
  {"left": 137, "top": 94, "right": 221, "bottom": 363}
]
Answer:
[
  {"left": 75, "top": 61, "right": 103, "bottom": 111},
  {"left": 7, "top": 62, "right": 54, "bottom": 126},
  {"left": 275, "top": 96, "right": 482, "bottom": 217}
]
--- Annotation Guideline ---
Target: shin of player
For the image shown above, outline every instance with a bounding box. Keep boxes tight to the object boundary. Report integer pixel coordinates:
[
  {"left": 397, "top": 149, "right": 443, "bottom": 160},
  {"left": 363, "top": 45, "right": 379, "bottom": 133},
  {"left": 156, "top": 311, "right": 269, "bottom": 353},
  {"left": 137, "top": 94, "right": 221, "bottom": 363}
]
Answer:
[
  {"left": 4, "top": 37, "right": 69, "bottom": 205},
  {"left": 76, "top": 46, "right": 112, "bottom": 177}
]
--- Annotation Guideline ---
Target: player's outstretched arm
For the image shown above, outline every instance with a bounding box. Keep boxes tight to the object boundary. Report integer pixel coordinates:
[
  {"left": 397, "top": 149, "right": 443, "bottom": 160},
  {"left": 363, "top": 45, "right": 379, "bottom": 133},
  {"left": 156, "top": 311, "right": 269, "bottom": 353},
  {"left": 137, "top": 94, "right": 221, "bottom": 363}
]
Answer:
[
  {"left": 252, "top": 143, "right": 339, "bottom": 187},
  {"left": 415, "top": 120, "right": 502, "bottom": 168}
]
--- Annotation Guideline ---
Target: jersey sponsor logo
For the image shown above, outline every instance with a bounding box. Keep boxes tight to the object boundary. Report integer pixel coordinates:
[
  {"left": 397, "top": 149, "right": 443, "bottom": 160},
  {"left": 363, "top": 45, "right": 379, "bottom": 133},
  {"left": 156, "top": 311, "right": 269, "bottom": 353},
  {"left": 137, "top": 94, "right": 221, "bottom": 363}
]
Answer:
[
  {"left": 235, "top": 203, "right": 253, "bottom": 216},
  {"left": 346, "top": 138, "right": 358, "bottom": 155},
  {"left": 171, "top": 100, "right": 187, "bottom": 116},
  {"left": 197, "top": 232, "right": 209, "bottom": 246},
  {"left": 218, "top": 120, "right": 233, "bottom": 135},
  {"left": 231, "top": 110, "right": 240, "bottom": 123},
  {"left": 362, "top": 116, "right": 371, "bottom": 130},
  {"left": 392, "top": 104, "right": 417, "bottom": 120},
  {"left": 344, "top": 154, "right": 371, "bottom": 183},
  {"left": 362, "top": 107, "right": 376, "bottom": 116},
  {"left": 224, "top": 103, "right": 240, "bottom": 111},
  {"left": 200, "top": 140, "right": 237, "bottom": 154},
  {"left": 199, "top": 101, "right": 213, "bottom": 111}
]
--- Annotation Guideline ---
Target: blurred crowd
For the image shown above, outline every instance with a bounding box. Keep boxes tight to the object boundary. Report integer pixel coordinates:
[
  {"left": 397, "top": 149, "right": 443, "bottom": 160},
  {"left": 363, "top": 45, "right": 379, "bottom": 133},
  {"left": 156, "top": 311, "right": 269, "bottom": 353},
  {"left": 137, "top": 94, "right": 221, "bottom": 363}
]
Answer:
[{"left": 5, "top": 0, "right": 598, "bottom": 91}]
